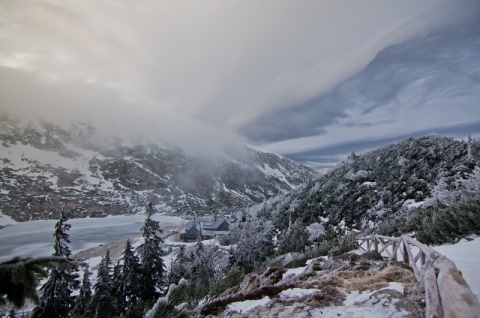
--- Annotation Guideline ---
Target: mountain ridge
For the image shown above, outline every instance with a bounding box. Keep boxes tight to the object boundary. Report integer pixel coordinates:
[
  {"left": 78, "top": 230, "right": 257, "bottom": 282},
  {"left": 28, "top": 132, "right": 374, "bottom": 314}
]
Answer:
[
  {"left": 0, "top": 114, "right": 316, "bottom": 221},
  {"left": 255, "top": 135, "right": 480, "bottom": 237}
]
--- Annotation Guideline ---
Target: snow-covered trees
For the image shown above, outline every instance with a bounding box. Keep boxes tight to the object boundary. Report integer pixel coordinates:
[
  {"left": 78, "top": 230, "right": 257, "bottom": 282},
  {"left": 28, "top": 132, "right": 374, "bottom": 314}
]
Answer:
[
  {"left": 136, "top": 203, "right": 166, "bottom": 302},
  {"left": 169, "top": 242, "right": 230, "bottom": 300},
  {"left": 31, "top": 213, "right": 79, "bottom": 318},
  {"left": 85, "top": 250, "right": 118, "bottom": 318},
  {"left": 415, "top": 198, "right": 480, "bottom": 244},
  {"left": 228, "top": 215, "right": 275, "bottom": 272},
  {"left": 277, "top": 220, "right": 309, "bottom": 254},
  {"left": 113, "top": 239, "right": 142, "bottom": 316},
  {"left": 71, "top": 265, "right": 92, "bottom": 318},
  {"left": 144, "top": 279, "right": 189, "bottom": 318}
]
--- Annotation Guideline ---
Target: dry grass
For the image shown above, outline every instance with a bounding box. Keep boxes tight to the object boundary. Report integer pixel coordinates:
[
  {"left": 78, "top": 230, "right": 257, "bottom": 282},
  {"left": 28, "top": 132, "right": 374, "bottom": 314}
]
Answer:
[
  {"left": 337, "top": 265, "right": 421, "bottom": 300},
  {"left": 199, "top": 261, "right": 424, "bottom": 317}
]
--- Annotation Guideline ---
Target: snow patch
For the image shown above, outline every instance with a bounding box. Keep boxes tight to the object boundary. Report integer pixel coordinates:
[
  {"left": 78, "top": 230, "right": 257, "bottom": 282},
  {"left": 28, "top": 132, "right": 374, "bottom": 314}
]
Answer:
[
  {"left": 313, "top": 283, "right": 407, "bottom": 318},
  {"left": 226, "top": 296, "right": 270, "bottom": 314},
  {"left": 279, "top": 288, "right": 319, "bottom": 299},
  {"left": 0, "top": 210, "right": 17, "bottom": 226},
  {"left": 404, "top": 199, "right": 426, "bottom": 208}
]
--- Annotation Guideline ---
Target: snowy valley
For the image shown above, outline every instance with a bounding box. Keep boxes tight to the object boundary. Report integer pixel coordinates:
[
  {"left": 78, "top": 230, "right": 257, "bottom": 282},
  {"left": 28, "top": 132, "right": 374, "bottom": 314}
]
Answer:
[
  {"left": 1, "top": 134, "right": 480, "bottom": 317},
  {"left": 1, "top": 3, "right": 480, "bottom": 316}
]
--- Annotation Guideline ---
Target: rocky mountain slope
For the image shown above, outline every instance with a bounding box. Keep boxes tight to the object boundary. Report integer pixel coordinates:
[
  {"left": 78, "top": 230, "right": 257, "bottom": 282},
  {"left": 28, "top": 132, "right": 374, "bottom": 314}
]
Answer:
[
  {"left": 256, "top": 135, "right": 480, "bottom": 236},
  {"left": 0, "top": 115, "right": 315, "bottom": 221}
]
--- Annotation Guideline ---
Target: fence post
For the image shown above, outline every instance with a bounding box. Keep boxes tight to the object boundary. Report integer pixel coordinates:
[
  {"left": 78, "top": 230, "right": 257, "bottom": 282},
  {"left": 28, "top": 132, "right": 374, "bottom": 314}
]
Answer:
[
  {"left": 402, "top": 240, "right": 409, "bottom": 265},
  {"left": 435, "top": 257, "right": 480, "bottom": 318},
  {"left": 421, "top": 253, "right": 442, "bottom": 318}
]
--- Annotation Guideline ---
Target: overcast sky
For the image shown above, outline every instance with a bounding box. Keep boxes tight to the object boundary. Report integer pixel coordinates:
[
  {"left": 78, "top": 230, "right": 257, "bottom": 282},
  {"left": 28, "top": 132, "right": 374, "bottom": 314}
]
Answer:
[{"left": 1, "top": 0, "right": 480, "bottom": 171}]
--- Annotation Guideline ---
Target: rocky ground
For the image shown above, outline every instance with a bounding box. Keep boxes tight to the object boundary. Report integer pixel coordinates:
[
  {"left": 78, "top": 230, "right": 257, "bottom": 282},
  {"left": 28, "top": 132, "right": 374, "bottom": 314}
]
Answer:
[
  {"left": 194, "top": 252, "right": 424, "bottom": 318},
  {"left": 70, "top": 228, "right": 426, "bottom": 317}
]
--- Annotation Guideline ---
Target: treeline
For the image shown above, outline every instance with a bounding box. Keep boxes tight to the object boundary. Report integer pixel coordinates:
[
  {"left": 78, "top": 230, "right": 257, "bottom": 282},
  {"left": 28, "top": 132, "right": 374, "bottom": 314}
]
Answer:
[
  {"left": 378, "top": 196, "right": 480, "bottom": 245},
  {"left": 1, "top": 203, "right": 166, "bottom": 318},
  {"left": 3, "top": 204, "right": 353, "bottom": 317}
]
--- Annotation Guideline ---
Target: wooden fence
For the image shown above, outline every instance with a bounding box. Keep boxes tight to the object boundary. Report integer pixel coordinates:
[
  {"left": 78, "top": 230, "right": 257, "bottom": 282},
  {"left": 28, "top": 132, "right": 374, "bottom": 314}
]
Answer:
[{"left": 357, "top": 235, "right": 480, "bottom": 318}]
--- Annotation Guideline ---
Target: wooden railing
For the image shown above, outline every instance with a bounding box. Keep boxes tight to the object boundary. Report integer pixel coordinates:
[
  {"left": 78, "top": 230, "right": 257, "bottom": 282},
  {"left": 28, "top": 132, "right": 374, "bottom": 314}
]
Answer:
[{"left": 357, "top": 235, "right": 480, "bottom": 318}]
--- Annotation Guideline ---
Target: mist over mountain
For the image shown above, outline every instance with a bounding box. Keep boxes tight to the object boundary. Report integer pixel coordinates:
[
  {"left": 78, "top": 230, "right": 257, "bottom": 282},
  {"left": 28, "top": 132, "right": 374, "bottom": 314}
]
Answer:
[{"left": 0, "top": 114, "right": 315, "bottom": 221}]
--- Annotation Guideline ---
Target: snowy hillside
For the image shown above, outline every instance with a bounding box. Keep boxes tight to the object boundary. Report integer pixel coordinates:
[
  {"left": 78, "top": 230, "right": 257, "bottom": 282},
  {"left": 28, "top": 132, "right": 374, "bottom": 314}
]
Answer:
[
  {"left": 0, "top": 115, "right": 315, "bottom": 221},
  {"left": 256, "top": 135, "right": 480, "bottom": 241}
]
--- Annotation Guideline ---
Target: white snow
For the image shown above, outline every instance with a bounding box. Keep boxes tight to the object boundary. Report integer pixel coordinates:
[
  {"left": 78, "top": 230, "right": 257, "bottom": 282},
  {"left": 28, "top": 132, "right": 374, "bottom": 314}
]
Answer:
[
  {"left": 83, "top": 256, "right": 103, "bottom": 284},
  {"left": 256, "top": 163, "right": 295, "bottom": 189},
  {"left": 311, "top": 283, "right": 407, "bottom": 318},
  {"left": 279, "top": 288, "right": 319, "bottom": 299},
  {"left": 404, "top": 199, "right": 426, "bottom": 208},
  {"left": 362, "top": 181, "right": 377, "bottom": 187},
  {"left": 434, "top": 236, "right": 480, "bottom": 300},
  {"left": 282, "top": 265, "right": 309, "bottom": 280},
  {"left": 226, "top": 296, "right": 270, "bottom": 314},
  {"left": 0, "top": 143, "right": 82, "bottom": 170},
  {"left": 0, "top": 210, "right": 17, "bottom": 226}
]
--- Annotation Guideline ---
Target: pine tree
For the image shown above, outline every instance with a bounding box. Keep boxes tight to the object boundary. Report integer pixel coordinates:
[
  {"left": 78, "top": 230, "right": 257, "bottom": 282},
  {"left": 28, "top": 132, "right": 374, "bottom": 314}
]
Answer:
[
  {"left": 71, "top": 265, "right": 92, "bottom": 318},
  {"left": 31, "top": 213, "right": 79, "bottom": 318},
  {"left": 85, "top": 250, "right": 118, "bottom": 318},
  {"left": 0, "top": 256, "right": 62, "bottom": 308},
  {"left": 144, "top": 279, "right": 189, "bottom": 318},
  {"left": 136, "top": 203, "right": 166, "bottom": 302},
  {"left": 113, "top": 239, "right": 142, "bottom": 316},
  {"left": 169, "top": 245, "right": 189, "bottom": 285},
  {"left": 230, "top": 216, "right": 275, "bottom": 272},
  {"left": 277, "top": 220, "right": 309, "bottom": 254},
  {"left": 111, "top": 260, "right": 122, "bottom": 307}
]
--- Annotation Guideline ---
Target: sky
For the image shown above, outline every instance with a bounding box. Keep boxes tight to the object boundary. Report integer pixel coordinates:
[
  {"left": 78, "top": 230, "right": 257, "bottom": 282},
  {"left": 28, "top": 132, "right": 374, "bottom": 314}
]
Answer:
[{"left": 1, "top": 0, "right": 480, "bottom": 171}]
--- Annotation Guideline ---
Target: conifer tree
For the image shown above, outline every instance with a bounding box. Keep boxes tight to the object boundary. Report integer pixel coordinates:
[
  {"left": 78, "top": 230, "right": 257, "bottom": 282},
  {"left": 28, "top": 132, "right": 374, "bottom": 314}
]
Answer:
[
  {"left": 136, "top": 203, "right": 166, "bottom": 302},
  {"left": 31, "top": 213, "right": 79, "bottom": 318},
  {"left": 85, "top": 250, "right": 118, "bottom": 318},
  {"left": 113, "top": 239, "right": 142, "bottom": 316},
  {"left": 169, "top": 245, "right": 189, "bottom": 285},
  {"left": 277, "top": 220, "right": 309, "bottom": 254},
  {"left": 111, "top": 260, "right": 122, "bottom": 305},
  {"left": 71, "top": 265, "right": 92, "bottom": 318},
  {"left": 144, "top": 279, "right": 189, "bottom": 318},
  {"left": 0, "top": 256, "right": 62, "bottom": 308},
  {"left": 230, "top": 216, "right": 274, "bottom": 272}
]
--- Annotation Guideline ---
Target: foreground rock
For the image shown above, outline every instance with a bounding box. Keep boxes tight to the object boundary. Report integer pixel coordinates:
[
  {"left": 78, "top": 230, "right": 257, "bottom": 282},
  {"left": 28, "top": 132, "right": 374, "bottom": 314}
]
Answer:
[{"left": 194, "top": 253, "right": 424, "bottom": 317}]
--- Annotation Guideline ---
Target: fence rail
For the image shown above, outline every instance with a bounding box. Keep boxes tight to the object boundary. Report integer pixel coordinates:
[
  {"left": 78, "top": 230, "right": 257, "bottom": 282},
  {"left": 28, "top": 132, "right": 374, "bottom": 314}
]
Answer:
[{"left": 357, "top": 235, "right": 480, "bottom": 318}]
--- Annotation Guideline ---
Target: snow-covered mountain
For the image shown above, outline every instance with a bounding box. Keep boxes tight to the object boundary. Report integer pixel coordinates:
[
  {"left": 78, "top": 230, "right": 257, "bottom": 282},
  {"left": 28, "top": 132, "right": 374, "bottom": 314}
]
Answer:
[
  {"left": 0, "top": 115, "right": 316, "bottom": 221},
  {"left": 256, "top": 135, "right": 480, "bottom": 236}
]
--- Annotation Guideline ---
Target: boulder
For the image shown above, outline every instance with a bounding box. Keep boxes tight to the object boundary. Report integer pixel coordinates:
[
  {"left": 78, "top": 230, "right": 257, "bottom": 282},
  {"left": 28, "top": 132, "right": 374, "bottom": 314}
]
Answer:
[
  {"left": 283, "top": 252, "right": 308, "bottom": 268},
  {"left": 269, "top": 252, "right": 308, "bottom": 269},
  {"left": 358, "top": 289, "right": 424, "bottom": 318}
]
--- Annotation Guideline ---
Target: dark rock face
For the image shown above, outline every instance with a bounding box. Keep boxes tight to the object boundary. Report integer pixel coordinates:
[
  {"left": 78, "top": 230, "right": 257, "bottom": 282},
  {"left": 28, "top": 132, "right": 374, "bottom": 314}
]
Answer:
[{"left": 0, "top": 115, "right": 316, "bottom": 221}]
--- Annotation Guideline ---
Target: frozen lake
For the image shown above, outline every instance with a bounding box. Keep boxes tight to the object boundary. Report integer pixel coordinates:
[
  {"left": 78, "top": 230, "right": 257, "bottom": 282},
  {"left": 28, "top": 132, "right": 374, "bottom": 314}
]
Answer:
[{"left": 0, "top": 214, "right": 185, "bottom": 262}]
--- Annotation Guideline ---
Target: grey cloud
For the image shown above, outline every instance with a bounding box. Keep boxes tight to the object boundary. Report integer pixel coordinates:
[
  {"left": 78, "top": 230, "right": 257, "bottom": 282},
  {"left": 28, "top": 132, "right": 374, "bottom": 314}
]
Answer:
[
  {"left": 245, "top": 23, "right": 480, "bottom": 145},
  {"left": 1, "top": 0, "right": 480, "bottom": 171},
  {"left": 285, "top": 121, "right": 480, "bottom": 172},
  {"left": 240, "top": 91, "right": 349, "bottom": 143}
]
